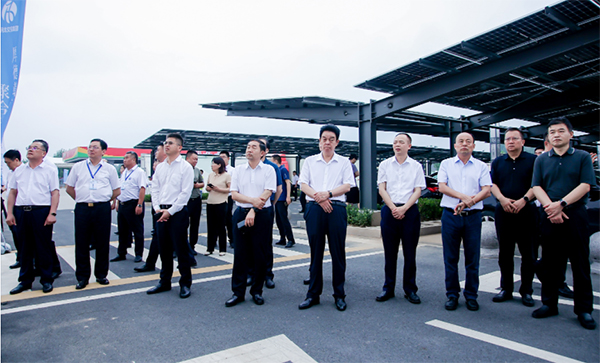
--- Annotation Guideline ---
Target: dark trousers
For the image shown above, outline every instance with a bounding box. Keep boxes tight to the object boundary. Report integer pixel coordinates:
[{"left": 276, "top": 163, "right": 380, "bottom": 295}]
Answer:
[
  {"left": 226, "top": 195, "right": 234, "bottom": 244},
  {"left": 74, "top": 202, "right": 111, "bottom": 282},
  {"left": 305, "top": 202, "right": 347, "bottom": 299},
  {"left": 495, "top": 204, "right": 535, "bottom": 295},
  {"left": 275, "top": 201, "right": 295, "bottom": 244},
  {"left": 156, "top": 207, "right": 191, "bottom": 287},
  {"left": 231, "top": 207, "right": 272, "bottom": 297},
  {"left": 380, "top": 204, "right": 421, "bottom": 294},
  {"left": 540, "top": 205, "right": 593, "bottom": 314},
  {"left": 265, "top": 206, "right": 275, "bottom": 279},
  {"left": 145, "top": 210, "right": 160, "bottom": 268},
  {"left": 117, "top": 200, "right": 145, "bottom": 257},
  {"left": 2, "top": 198, "right": 20, "bottom": 260},
  {"left": 291, "top": 185, "right": 298, "bottom": 201},
  {"left": 187, "top": 197, "right": 202, "bottom": 248},
  {"left": 14, "top": 206, "right": 54, "bottom": 285},
  {"left": 206, "top": 202, "right": 227, "bottom": 253},
  {"left": 441, "top": 208, "right": 482, "bottom": 300},
  {"left": 300, "top": 192, "right": 307, "bottom": 211}
]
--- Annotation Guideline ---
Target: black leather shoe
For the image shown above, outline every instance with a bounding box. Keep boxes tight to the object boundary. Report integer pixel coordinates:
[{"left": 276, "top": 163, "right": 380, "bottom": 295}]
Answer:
[
  {"left": 147, "top": 283, "right": 171, "bottom": 294},
  {"left": 52, "top": 271, "right": 62, "bottom": 279},
  {"left": 225, "top": 295, "right": 244, "bottom": 307},
  {"left": 110, "top": 255, "right": 126, "bottom": 262},
  {"left": 9, "top": 283, "right": 31, "bottom": 295},
  {"left": 303, "top": 278, "right": 310, "bottom": 285},
  {"left": 42, "top": 283, "right": 53, "bottom": 293},
  {"left": 521, "top": 294, "right": 535, "bottom": 307},
  {"left": 275, "top": 240, "right": 286, "bottom": 245},
  {"left": 492, "top": 290, "right": 513, "bottom": 303},
  {"left": 265, "top": 277, "right": 275, "bottom": 289},
  {"left": 9, "top": 261, "right": 20, "bottom": 269},
  {"left": 299, "top": 297, "right": 320, "bottom": 310},
  {"left": 190, "top": 258, "right": 197, "bottom": 267},
  {"left": 532, "top": 305, "right": 559, "bottom": 319},
  {"left": 180, "top": 286, "right": 191, "bottom": 299},
  {"left": 375, "top": 291, "right": 395, "bottom": 302},
  {"left": 246, "top": 276, "right": 254, "bottom": 286},
  {"left": 252, "top": 294, "right": 265, "bottom": 305},
  {"left": 405, "top": 292, "right": 421, "bottom": 304},
  {"left": 558, "top": 284, "right": 574, "bottom": 299},
  {"left": 335, "top": 298, "right": 347, "bottom": 311},
  {"left": 96, "top": 278, "right": 110, "bottom": 285},
  {"left": 445, "top": 297, "right": 458, "bottom": 311},
  {"left": 75, "top": 280, "right": 88, "bottom": 290},
  {"left": 578, "top": 313, "right": 597, "bottom": 330},
  {"left": 134, "top": 256, "right": 143, "bottom": 263},
  {"left": 134, "top": 264, "right": 155, "bottom": 272},
  {"left": 466, "top": 299, "right": 479, "bottom": 311},
  {"left": 285, "top": 241, "right": 295, "bottom": 248}
]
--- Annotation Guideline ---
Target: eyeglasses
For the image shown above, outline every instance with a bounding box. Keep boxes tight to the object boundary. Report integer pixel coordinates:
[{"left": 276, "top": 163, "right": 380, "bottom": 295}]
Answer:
[
  {"left": 505, "top": 137, "right": 521, "bottom": 142},
  {"left": 26, "top": 146, "right": 42, "bottom": 151}
]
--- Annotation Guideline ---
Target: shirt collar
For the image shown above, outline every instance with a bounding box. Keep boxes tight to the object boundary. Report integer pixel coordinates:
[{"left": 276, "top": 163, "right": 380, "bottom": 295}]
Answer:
[
  {"left": 453, "top": 155, "right": 474, "bottom": 165},
  {"left": 502, "top": 151, "right": 525, "bottom": 161},
  {"left": 393, "top": 155, "right": 411, "bottom": 166},
  {"left": 548, "top": 147, "right": 574, "bottom": 157},
  {"left": 317, "top": 152, "right": 340, "bottom": 164}
]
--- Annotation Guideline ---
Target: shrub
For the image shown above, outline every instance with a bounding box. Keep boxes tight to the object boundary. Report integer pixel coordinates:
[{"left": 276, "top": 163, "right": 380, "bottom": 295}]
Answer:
[
  {"left": 346, "top": 205, "right": 373, "bottom": 227},
  {"left": 418, "top": 198, "right": 443, "bottom": 221},
  {"left": 144, "top": 194, "right": 152, "bottom": 203}
]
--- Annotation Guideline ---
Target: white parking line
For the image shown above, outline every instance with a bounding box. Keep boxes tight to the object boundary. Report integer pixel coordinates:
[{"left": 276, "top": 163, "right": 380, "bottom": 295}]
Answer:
[
  {"left": 56, "top": 246, "right": 120, "bottom": 281},
  {"left": 426, "top": 319, "right": 584, "bottom": 363}
]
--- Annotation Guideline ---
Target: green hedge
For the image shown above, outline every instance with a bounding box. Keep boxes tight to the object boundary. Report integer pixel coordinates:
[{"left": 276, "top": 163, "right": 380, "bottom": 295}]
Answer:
[
  {"left": 346, "top": 205, "right": 373, "bottom": 227},
  {"left": 418, "top": 198, "right": 443, "bottom": 221}
]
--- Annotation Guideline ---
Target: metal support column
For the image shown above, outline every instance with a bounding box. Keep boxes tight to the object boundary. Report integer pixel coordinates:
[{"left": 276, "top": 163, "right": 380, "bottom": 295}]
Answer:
[
  {"left": 358, "top": 102, "right": 378, "bottom": 210},
  {"left": 231, "top": 152, "right": 236, "bottom": 167},
  {"left": 296, "top": 155, "right": 301, "bottom": 174},
  {"left": 490, "top": 128, "right": 501, "bottom": 160}
]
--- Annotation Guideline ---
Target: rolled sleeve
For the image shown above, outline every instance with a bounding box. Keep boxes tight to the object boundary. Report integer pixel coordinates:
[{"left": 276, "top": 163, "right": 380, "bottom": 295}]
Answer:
[
  {"left": 264, "top": 166, "right": 276, "bottom": 192},
  {"left": 341, "top": 160, "right": 356, "bottom": 187}
]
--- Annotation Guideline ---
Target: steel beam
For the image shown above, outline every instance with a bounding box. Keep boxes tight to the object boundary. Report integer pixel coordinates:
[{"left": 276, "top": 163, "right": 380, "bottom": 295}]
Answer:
[{"left": 359, "top": 103, "right": 378, "bottom": 210}]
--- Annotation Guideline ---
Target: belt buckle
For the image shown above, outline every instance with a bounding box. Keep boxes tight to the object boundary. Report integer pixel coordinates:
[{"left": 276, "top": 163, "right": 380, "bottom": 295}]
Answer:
[
  {"left": 23, "top": 206, "right": 32, "bottom": 212},
  {"left": 88, "top": 203, "right": 94, "bottom": 207}
]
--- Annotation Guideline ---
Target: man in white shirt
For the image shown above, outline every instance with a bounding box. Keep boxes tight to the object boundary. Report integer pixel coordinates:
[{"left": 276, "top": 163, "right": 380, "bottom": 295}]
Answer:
[
  {"left": 111, "top": 151, "right": 147, "bottom": 263},
  {"left": 438, "top": 132, "right": 492, "bottom": 312},
  {"left": 298, "top": 124, "right": 355, "bottom": 312},
  {"left": 291, "top": 170, "right": 299, "bottom": 201},
  {"left": 376, "top": 133, "right": 426, "bottom": 304},
  {"left": 66, "top": 139, "right": 121, "bottom": 290},
  {"left": 6, "top": 140, "right": 60, "bottom": 294},
  {"left": 147, "top": 133, "right": 194, "bottom": 299},
  {"left": 220, "top": 150, "right": 235, "bottom": 246},
  {"left": 225, "top": 140, "right": 276, "bottom": 307}
]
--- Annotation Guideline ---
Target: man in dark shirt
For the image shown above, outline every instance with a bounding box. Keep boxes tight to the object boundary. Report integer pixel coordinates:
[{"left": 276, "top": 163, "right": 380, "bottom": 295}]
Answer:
[
  {"left": 531, "top": 117, "right": 596, "bottom": 330},
  {"left": 490, "top": 128, "right": 536, "bottom": 307}
]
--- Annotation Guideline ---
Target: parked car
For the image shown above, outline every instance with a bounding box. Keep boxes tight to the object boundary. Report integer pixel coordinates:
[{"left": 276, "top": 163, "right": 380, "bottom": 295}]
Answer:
[{"left": 421, "top": 176, "right": 442, "bottom": 199}]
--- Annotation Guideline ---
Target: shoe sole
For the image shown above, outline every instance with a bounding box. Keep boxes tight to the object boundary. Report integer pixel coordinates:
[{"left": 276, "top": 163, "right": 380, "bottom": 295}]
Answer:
[{"left": 405, "top": 295, "right": 421, "bottom": 304}]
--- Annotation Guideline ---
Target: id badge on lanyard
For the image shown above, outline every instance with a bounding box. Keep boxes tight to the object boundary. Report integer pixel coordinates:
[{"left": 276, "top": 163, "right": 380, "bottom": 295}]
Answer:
[{"left": 87, "top": 162, "right": 102, "bottom": 191}]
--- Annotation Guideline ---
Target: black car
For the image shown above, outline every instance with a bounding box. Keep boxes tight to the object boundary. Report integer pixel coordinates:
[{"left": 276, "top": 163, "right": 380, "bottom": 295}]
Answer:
[{"left": 421, "top": 176, "right": 442, "bottom": 199}]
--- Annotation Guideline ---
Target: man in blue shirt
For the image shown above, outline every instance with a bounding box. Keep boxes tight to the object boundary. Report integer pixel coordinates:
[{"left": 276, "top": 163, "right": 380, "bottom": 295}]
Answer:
[{"left": 272, "top": 154, "right": 295, "bottom": 248}]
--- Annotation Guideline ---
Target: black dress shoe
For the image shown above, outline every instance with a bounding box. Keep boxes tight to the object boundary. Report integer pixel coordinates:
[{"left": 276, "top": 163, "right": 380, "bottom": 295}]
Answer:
[
  {"left": 335, "top": 298, "right": 347, "bottom": 311},
  {"left": 558, "top": 284, "right": 574, "bottom": 299},
  {"left": 147, "top": 283, "right": 171, "bottom": 295},
  {"left": 445, "top": 297, "right": 458, "bottom": 311},
  {"left": 96, "top": 278, "right": 110, "bottom": 285},
  {"left": 466, "top": 299, "right": 479, "bottom": 311},
  {"left": 180, "top": 286, "right": 191, "bottom": 299},
  {"left": 275, "top": 240, "right": 286, "bottom": 245},
  {"left": 9, "top": 261, "right": 20, "bottom": 269},
  {"left": 298, "top": 297, "right": 320, "bottom": 310},
  {"left": 134, "top": 256, "right": 143, "bottom": 263},
  {"left": 190, "top": 258, "right": 197, "bottom": 267},
  {"left": 246, "top": 276, "right": 254, "bottom": 286},
  {"left": 265, "top": 277, "right": 275, "bottom": 289},
  {"left": 110, "top": 255, "right": 126, "bottom": 262},
  {"left": 285, "top": 241, "right": 295, "bottom": 248},
  {"left": 225, "top": 295, "right": 244, "bottom": 307},
  {"left": 75, "top": 280, "right": 88, "bottom": 290},
  {"left": 492, "top": 290, "right": 513, "bottom": 303},
  {"left": 134, "top": 264, "right": 155, "bottom": 272},
  {"left": 10, "top": 283, "right": 31, "bottom": 295},
  {"left": 578, "top": 313, "right": 597, "bottom": 330},
  {"left": 532, "top": 305, "right": 559, "bottom": 318},
  {"left": 42, "top": 283, "right": 53, "bottom": 293},
  {"left": 252, "top": 294, "right": 265, "bottom": 305},
  {"left": 375, "top": 291, "right": 395, "bottom": 302},
  {"left": 303, "top": 278, "right": 310, "bottom": 285},
  {"left": 521, "top": 294, "right": 535, "bottom": 307},
  {"left": 51, "top": 271, "right": 62, "bottom": 279},
  {"left": 405, "top": 292, "right": 421, "bottom": 304}
]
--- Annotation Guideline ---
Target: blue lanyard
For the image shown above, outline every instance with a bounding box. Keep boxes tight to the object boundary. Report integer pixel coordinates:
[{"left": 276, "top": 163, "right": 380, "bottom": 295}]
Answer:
[
  {"left": 124, "top": 168, "right": 135, "bottom": 181},
  {"left": 86, "top": 162, "right": 102, "bottom": 179}
]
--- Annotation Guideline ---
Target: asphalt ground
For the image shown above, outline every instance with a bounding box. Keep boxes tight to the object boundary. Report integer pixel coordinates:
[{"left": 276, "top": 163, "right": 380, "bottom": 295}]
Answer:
[{"left": 1, "top": 198, "right": 599, "bottom": 363}]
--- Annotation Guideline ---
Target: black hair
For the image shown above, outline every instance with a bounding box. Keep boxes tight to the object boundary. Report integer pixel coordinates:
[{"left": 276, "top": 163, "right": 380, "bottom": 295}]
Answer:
[
  {"left": 272, "top": 154, "right": 282, "bottom": 164},
  {"left": 31, "top": 139, "right": 49, "bottom": 153},
  {"left": 219, "top": 150, "right": 230, "bottom": 158},
  {"left": 504, "top": 127, "right": 524, "bottom": 139},
  {"left": 548, "top": 117, "right": 573, "bottom": 132},
  {"left": 258, "top": 137, "right": 270, "bottom": 150},
  {"left": 166, "top": 133, "right": 184, "bottom": 146},
  {"left": 394, "top": 132, "right": 412, "bottom": 143},
  {"left": 3, "top": 149, "right": 21, "bottom": 161},
  {"left": 211, "top": 156, "right": 226, "bottom": 174},
  {"left": 319, "top": 124, "right": 340, "bottom": 140},
  {"left": 349, "top": 153, "right": 358, "bottom": 160},
  {"left": 186, "top": 150, "right": 198, "bottom": 158},
  {"left": 90, "top": 138, "right": 108, "bottom": 150},
  {"left": 249, "top": 139, "right": 267, "bottom": 153},
  {"left": 125, "top": 151, "right": 139, "bottom": 163}
]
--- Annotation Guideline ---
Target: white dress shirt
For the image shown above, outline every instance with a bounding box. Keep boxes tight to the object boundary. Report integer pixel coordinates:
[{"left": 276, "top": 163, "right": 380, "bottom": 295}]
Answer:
[
  {"left": 438, "top": 155, "right": 492, "bottom": 210},
  {"left": 117, "top": 165, "right": 147, "bottom": 202},
  {"left": 65, "top": 159, "right": 120, "bottom": 203},
  {"left": 9, "top": 161, "right": 59, "bottom": 206},
  {"left": 226, "top": 164, "right": 235, "bottom": 196},
  {"left": 151, "top": 156, "right": 194, "bottom": 216},
  {"left": 292, "top": 174, "right": 299, "bottom": 186},
  {"left": 230, "top": 161, "right": 276, "bottom": 208},
  {"left": 377, "top": 155, "right": 426, "bottom": 204},
  {"left": 299, "top": 152, "right": 356, "bottom": 202}
]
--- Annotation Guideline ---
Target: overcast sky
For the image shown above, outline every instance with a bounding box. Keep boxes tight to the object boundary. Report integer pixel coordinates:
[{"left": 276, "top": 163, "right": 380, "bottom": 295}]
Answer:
[{"left": 3, "top": 0, "right": 553, "bottom": 156}]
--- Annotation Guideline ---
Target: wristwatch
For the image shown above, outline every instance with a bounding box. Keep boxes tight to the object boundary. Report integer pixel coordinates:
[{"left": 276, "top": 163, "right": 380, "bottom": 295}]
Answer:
[
  {"left": 137, "top": 204, "right": 143, "bottom": 208},
  {"left": 523, "top": 196, "right": 530, "bottom": 202},
  {"left": 560, "top": 199, "right": 568, "bottom": 208},
  {"left": 50, "top": 212, "right": 57, "bottom": 216},
  {"left": 328, "top": 191, "right": 333, "bottom": 198}
]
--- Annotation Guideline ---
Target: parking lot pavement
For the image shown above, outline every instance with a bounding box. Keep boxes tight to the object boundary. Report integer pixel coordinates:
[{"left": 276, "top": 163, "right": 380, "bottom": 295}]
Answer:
[{"left": 1, "top": 200, "right": 599, "bottom": 362}]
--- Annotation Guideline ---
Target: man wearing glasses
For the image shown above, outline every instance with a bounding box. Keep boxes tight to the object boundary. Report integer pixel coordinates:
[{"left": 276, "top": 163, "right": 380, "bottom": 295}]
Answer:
[
  {"left": 66, "top": 139, "right": 120, "bottom": 290},
  {"left": 490, "top": 128, "right": 536, "bottom": 308},
  {"left": 6, "top": 140, "right": 60, "bottom": 294}
]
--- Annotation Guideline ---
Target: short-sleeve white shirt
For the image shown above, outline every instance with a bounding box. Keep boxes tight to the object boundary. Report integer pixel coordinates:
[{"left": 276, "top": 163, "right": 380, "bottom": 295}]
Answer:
[
  {"left": 8, "top": 161, "right": 59, "bottom": 206},
  {"left": 151, "top": 156, "right": 194, "bottom": 216},
  {"left": 377, "top": 155, "right": 426, "bottom": 204},
  {"left": 117, "top": 165, "right": 147, "bottom": 202},
  {"left": 438, "top": 155, "right": 492, "bottom": 210},
  {"left": 230, "top": 161, "right": 276, "bottom": 208},
  {"left": 65, "top": 159, "right": 120, "bottom": 203},
  {"left": 298, "top": 152, "right": 356, "bottom": 202}
]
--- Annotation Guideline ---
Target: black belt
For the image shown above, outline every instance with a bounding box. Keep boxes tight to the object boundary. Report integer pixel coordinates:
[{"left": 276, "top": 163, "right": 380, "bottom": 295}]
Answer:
[
  {"left": 77, "top": 201, "right": 109, "bottom": 207},
  {"left": 394, "top": 203, "right": 405, "bottom": 207},
  {"left": 444, "top": 207, "right": 481, "bottom": 216},
  {"left": 189, "top": 196, "right": 201, "bottom": 200},
  {"left": 159, "top": 204, "right": 172, "bottom": 209},
  {"left": 15, "top": 205, "right": 50, "bottom": 211},
  {"left": 120, "top": 199, "right": 138, "bottom": 205},
  {"left": 308, "top": 200, "right": 346, "bottom": 207}
]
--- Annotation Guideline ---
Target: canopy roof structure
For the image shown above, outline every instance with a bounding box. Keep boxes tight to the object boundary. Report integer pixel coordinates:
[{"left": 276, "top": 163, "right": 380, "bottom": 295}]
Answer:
[{"left": 201, "top": 0, "right": 599, "bottom": 208}]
